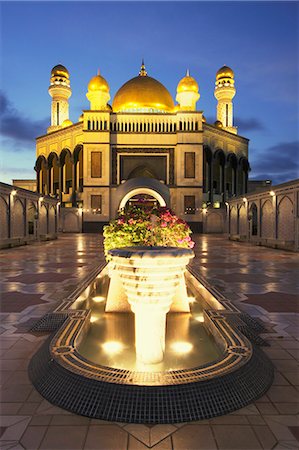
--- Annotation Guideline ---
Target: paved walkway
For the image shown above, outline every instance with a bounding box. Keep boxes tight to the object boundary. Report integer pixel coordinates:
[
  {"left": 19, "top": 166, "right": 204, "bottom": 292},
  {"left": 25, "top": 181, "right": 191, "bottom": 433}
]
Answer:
[{"left": 0, "top": 234, "right": 298, "bottom": 450}]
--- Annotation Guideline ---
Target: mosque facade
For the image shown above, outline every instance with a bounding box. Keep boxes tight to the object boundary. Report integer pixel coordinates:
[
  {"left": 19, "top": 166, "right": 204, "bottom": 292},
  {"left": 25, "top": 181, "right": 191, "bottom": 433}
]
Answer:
[{"left": 35, "top": 62, "right": 250, "bottom": 232}]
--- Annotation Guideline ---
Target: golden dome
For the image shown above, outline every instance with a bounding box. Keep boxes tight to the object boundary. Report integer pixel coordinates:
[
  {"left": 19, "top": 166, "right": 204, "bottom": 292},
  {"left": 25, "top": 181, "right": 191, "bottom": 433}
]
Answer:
[
  {"left": 177, "top": 70, "right": 199, "bottom": 93},
  {"left": 216, "top": 66, "right": 234, "bottom": 80},
  {"left": 61, "top": 119, "right": 73, "bottom": 128},
  {"left": 214, "top": 120, "right": 223, "bottom": 128},
  {"left": 112, "top": 62, "right": 174, "bottom": 113},
  {"left": 51, "top": 64, "right": 69, "bottom": 79},
  {"left": 88, "top": 72, "right": 109, "bottom": 93}
]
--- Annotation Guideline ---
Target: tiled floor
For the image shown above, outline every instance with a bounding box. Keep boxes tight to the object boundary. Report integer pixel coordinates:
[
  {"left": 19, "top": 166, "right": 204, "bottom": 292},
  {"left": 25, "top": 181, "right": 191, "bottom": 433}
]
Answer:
[{"left": 0, "top": 234, "right": 298, "bottom": 450}]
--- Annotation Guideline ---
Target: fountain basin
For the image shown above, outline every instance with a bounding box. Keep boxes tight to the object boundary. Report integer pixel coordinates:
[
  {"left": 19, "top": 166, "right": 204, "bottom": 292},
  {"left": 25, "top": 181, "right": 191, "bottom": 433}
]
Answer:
[
  {"left": 109, "top": 247, "right": 194, "bottom": 364},
  {"left": 28, "top": 260, "right": 274, "bottom": 423}
]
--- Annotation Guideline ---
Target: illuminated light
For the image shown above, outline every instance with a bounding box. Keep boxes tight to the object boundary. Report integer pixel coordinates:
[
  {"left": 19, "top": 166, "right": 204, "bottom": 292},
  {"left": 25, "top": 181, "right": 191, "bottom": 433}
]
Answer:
[
  {"left": 39, "top": 196, "right": 44, "bottom": 202},
  {"left": 195, "top": 314, "right": 204, "bottom": 322},
  {"left": 213, "top": 202, "right": 220, "bottom": 209},
  {"left": 102, "top": 341, "right": 123, "bottom": 354},
  {"left": 78, "top": 207, "right": 83, "bottom": 214},
  {"left": 171, "top": 342, "right": 193, "bottom": 354},
  {"left": 225, "top": 202, "right": 229, "bottom": 206},
  {"left": 188, "top": 296, "right": 196, "bottom": 304},
  {"left": 270, "top": 190, "right": 275, "bottom": 197},
  {"left": 11, "top": 189, "right": 17, "bottom": 196},
  {"left": 92, "top": 296, "right": 105, "bottom": 303},
  {"left": 202, "top": 208, "right": 207, "bottom": 214},
  {"left": 57, "top": 202, "right": 61, "bottom": 206},
  {"left": 243, "top": 197, "right": 247, "bottom": 202},
  {"left": 90, "top": 315, "right": 98, "bottom": 323}
]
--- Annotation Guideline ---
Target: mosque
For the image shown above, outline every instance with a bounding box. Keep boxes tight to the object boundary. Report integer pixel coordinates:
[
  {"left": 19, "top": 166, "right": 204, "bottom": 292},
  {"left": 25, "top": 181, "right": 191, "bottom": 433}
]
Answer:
[{"left": 35, "top": 62, "right": 250, "bottom": 232}]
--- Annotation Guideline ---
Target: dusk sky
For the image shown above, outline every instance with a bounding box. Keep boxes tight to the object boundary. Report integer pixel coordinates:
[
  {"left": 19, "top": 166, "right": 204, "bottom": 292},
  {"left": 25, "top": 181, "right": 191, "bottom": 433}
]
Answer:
[{"left": 0, "top": 1, "right": 298, "bottom": 185}]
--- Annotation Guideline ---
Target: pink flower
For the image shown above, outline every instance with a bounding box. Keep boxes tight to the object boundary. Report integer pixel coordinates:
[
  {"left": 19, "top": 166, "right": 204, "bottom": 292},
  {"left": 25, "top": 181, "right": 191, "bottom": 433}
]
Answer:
[
  {"left": 189, "top": 241, "right": 195, "bottom": 249},
  {"left": 128, "top": 218, "right": 135, "bottom": 225},
  {"left": 161, "top": 221, "right": 168, "bottom": 228},
  {"left": 117, "top": 219, "right": 125, "bottom": 225}
]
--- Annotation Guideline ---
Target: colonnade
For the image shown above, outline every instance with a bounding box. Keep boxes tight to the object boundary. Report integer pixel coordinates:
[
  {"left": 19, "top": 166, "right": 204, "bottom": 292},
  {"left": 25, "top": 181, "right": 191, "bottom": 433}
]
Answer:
[
  {"left": 203, "top": 146, "right": 249, "bottom": 203},
  {"left": 35, "top": 145, "right": 83, "bottom": 205}
]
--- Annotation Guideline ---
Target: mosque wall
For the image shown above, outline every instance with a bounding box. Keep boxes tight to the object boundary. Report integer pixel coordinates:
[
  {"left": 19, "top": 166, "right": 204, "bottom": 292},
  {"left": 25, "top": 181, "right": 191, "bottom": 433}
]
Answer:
[
  {"left": 228, "top": 179, "right": 299, "bottom": 251},
  {"left": 0, "top": 182, "right": 59, "bottom": 249}
]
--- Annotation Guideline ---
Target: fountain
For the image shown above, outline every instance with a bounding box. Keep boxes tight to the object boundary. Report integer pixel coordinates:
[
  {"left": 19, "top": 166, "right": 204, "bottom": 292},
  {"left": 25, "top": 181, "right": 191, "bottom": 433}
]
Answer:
[
  {"left": 28, "top": 206, "right": 273, "bottom": 423},
  {"left": 108, "top": 246, "right": 194, "bottom": 365}
]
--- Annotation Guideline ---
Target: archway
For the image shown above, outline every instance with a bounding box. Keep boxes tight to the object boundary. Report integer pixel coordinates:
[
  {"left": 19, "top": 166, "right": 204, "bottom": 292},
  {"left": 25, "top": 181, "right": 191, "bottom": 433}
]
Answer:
[{"left": 119, "top": 188, "right": 166, "bottom": 210}]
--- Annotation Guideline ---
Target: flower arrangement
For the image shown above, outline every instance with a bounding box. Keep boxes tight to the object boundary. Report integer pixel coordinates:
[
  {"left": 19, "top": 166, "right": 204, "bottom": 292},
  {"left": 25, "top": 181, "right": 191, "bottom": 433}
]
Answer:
[{"left": 103, "top": 204, "right": 195, "bottom": 259}]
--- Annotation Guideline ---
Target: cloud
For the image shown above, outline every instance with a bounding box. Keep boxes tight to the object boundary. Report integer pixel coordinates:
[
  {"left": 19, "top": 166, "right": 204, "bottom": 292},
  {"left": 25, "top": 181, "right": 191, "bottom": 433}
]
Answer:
[
  {"left": 250, "top": 141, "right": 299, "bottom": 185},
  {"left": 0, "top": 91, "right": 48, "bottom": 144},
  {"left": 235, "top": 117, "right": 265, "bottom": 132},
  {"left": 205, "top": 115, "right": 265, "bottom": 132}
]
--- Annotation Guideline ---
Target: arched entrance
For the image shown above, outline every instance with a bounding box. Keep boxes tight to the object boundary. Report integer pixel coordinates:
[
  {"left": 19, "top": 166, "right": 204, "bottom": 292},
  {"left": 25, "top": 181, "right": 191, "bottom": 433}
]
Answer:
[{"left": 115, "top": 178, "right": 170, "bottom": 214}]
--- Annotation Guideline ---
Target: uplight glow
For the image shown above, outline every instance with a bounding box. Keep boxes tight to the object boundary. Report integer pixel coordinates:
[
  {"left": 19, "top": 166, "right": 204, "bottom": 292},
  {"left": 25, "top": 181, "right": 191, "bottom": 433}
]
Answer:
[
  {"left": 102, "top": 341, "right": 123, "bottom": 354},
  {"left": 195, "top": 314, "right": 204, "bottom": 322},
  {"left": 188, "top": 296, "right": 196, "bottom": 304},
  {"left": 171, "top": 342, "right": 193, "bottom": 354},
  {"left": 92, "top": 296, "right": 105, "bottom": 303}
]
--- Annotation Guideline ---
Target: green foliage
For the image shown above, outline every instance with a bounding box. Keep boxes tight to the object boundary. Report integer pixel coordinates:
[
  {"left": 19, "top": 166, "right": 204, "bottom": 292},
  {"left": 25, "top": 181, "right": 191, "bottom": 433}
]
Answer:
[{"left": 103, "top": 205, "right": 194, "bottom": 260}]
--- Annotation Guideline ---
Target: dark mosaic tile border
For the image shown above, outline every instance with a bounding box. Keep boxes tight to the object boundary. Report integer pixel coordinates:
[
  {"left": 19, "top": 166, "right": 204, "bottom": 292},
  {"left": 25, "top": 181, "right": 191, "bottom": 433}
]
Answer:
[{"left": 28, "top": 261, "right": 274, "bottom": 423}]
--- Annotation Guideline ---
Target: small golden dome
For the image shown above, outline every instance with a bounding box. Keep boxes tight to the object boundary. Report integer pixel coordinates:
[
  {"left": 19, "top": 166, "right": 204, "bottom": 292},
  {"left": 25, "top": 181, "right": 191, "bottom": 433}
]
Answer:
[
  {"left": 112, "top": 62, "right": 174, "bottom": 113},
  {"left": 202, "top": 115, "right": 206, "bottom": 123},
  {"left": 216, "top": 66, "right": 234, "bottom": 80},
  {"left": 51, "top": 64, "right": 69, "bottom": 79},
  {"left": 214, "top": 120, "right": 223, "bottom": 128},
  {"left": 177, "top": 70, "right": 199, "bottom": 93},
  {"left": 88, "top": 71, "right": 109, "bottom": 93},
  {"left": 61, "top": 119, "right": 73, "bottom": 128}
]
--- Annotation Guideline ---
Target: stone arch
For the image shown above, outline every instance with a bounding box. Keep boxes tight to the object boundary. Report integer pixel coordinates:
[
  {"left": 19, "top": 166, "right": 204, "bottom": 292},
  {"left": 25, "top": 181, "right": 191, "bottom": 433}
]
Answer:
[
  {"left": 237, "top": 157, "right": 250, "bottom": 195},
  {"left": 116, "top": 178, "right": 170, "bottom": 212},
  {"left": 206, "top": 211, "right": 224, "bottom": 233},
  {"left": 48, "top": 152, "right": 60, "bottom": 196},
  {"left": 11, "top": 197, "right": 25, "bottom": 238},
  {"left": 73, "top": 145, "right": 83, "bottom": 193},
  {"left": 277, "top": 195, "right": 294, "bottom": 240},
  {"left": 203, "top": 146, "right": 212, "bottom": 195},
  {"left": 249, "top": 202, "right": 258, "bottom": 236},
  {"left": 62, "top": 210, "right": 80, "bottom": 232},
  {"left": 230, "top": 205, "right": 238, "bottom": 235},
  {"left": 226, "top": 153, "right": 238, "bottom": 197},
  {"left": 0, "top": 195, "right": 9, "bottom": 239},
  {"left": 127, "top": 165, "right": 158, "bottom": 180},
  {"left": 35, "top": 155, "right": 48, "bottom": 194},
  {"left": 261, "top": 199, "right": 274, "bottom": 238},
  {"left": 48, "top": 205, "right": 56, "bottom": 234},
  {"left": 39, "top": 204, "right": 48, "bottom": 235},
  {"left": 213, "top": 149, "right": 225, "bottom": 195},
  {"left": 238, "top": 203, "right": 247, "bottom": 236},
  {"left": 60, "top": 148, "right": 73, "bottom": 194},
  {"left": 27, "top": 201, "right": 37, "bottom": 236}
]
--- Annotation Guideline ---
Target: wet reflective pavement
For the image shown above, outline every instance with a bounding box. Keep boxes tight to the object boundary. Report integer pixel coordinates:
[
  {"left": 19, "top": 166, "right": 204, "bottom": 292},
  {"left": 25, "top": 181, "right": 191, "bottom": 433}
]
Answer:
[{"left": 0, "top": 234, "right": 298, "bottom": 449}]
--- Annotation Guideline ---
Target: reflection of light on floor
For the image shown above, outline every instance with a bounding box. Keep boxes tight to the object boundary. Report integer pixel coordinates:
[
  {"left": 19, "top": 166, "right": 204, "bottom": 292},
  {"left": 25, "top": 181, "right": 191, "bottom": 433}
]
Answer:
[
  {"left": 171, "top": 342, "right": 193, "bottom": 354},
  {"left": 188, "top": 296, "right": 196, "bottom": 304},
  {"left": 93, "top": 296, "right": 105, "bottom": 303},
  {"left": 194, "top": 314, "right": 204, "bottom": 322},
  {"left": 90, "top": 315, "right": 99, "bottom": 323},
  {"left": 102, "top": 341, "right": 123, "bottom": 354}
]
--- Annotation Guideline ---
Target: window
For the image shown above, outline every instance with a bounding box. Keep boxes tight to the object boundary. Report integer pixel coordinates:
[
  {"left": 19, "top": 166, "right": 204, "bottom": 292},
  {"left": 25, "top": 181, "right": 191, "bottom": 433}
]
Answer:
[
  {"left": 91, "top": 152, "right": 102, "bottom": 178},
  {"left": 91, "top": 195, "right": 102, "bottom": 214},
  {"left": 184, "top": 195, "right": 196, "bottom": 215},
  {"left": 184, "top": 152, "right": 195, "bottom": 178}
]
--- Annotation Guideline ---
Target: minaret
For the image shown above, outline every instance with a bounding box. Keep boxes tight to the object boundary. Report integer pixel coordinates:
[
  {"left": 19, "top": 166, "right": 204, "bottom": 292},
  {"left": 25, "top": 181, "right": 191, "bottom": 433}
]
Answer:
[
  {"left": 214, "top": 65, "right": 237, "bottom": 134},
  {"left": 86, "top": 69, "right": 110, "bottom": 110},
  {"left": 48, "top": 64, "right": 71, "bottom": 133},
  {"left": 176, "top": 69, "right": 200, "bottom": 111}
]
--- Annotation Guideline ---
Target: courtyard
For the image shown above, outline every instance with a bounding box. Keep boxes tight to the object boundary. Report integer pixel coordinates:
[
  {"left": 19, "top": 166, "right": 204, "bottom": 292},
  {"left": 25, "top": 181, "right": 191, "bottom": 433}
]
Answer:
[{"left": 0, "top": 234, "right": 298, "bottom": 450}]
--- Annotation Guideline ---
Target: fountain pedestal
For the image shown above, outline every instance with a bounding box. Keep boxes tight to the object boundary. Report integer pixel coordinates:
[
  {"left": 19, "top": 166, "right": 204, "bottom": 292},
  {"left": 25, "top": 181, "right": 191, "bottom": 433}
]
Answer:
[{"left": 108, "top": 247, "right": 194, "bottom": 364}]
